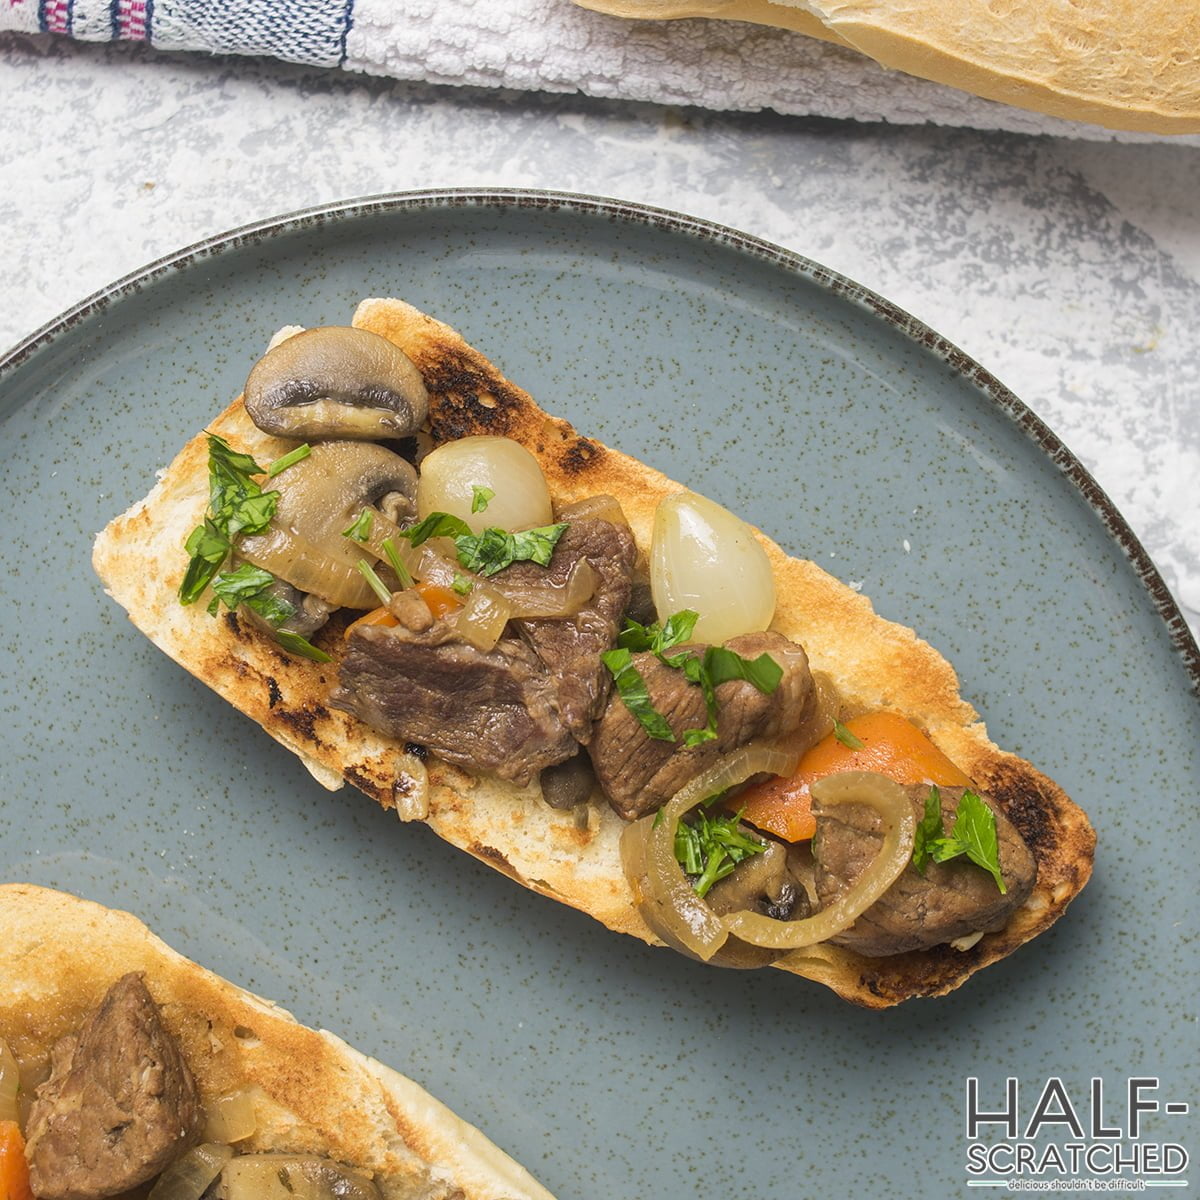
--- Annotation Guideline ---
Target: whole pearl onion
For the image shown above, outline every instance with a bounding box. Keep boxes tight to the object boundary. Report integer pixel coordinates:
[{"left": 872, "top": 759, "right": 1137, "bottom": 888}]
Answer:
[
  {"left": 416, "top": 436, "right": 554, "bottom": 533},
  {"left": 650, "top": 491, "right": 776, "bottom": 644}
]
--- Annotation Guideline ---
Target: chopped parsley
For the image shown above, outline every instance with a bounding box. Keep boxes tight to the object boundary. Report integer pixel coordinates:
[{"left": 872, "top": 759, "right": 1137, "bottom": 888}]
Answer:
[
  {"left": 180, "top": 435, "right": 281, "bottom": 605},
  {"left": 379, "top": 536, "right": 414, "bottom": 589},
  {"left": 180, "top": 434, "right": 327, "bottom": 661},
  {"left": 911, "top": 786, "right": 1007, "bottom": 893},
  {"left": 400, "top": 511, "right": 569, "bottom": 578},
  {"left": 343, "top": 508, "right": 374, "bottom": 543},
  {"left": 674, "top": 807, "right": 766, "bottom": 897},
  {"left": 601, "top": 611, "right": 782, "bottom": 746},
  {"left": 600, "top": 647, "right": 675, "bottom": 741},
  {"left": 206, "top": 562, "right": 330, "bottom": 663},
  {"left": 356, "top": 559, "right": 392, "bottom": 607},
  {"left": 833, "top": 719, "right": 866, "bottom": 750},
  {"left": 911, "top": 785, "right": 946, "bottom": 876},
  {"left": 471, "top": 484, "right": 495, "bottom": 513},
  {"left": 266, "top": 443, "right": 312, "bottom": 477}
]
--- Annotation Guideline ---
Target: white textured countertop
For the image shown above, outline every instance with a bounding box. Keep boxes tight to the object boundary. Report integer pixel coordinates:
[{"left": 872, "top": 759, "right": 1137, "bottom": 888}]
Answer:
[{"left": 2, "top": 32, "right": 1198, "bottom": 641}]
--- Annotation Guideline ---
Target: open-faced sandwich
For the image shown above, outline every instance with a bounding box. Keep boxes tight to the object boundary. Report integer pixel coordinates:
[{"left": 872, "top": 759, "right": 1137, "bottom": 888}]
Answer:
[
  {"left": 92, "top": 297, "right": 1095, "bottom": 1008},
  {"left": 570, "top": 0, "right": 1200, "bottom": 135},
  {"left": 0, "top": 883, "right": 553, "bottom": 1200}
]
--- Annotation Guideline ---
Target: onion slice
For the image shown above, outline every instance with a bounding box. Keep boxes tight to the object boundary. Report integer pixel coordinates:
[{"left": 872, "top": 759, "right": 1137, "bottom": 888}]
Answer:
[
  {"left": 722, "top": 771, "right": 915, "bottom": 949},
  {"left": 621, "top": 744, "right": 797, "bottom": 963},
  {"left": 453, "top": 584, "right": 514, "bottom": 651},
  {"left": 0, "top": 1036, "right": 19, "bottom": 1125},
  {"left": 147, "top": 1144, "right": 234, "bottom": 1200}
]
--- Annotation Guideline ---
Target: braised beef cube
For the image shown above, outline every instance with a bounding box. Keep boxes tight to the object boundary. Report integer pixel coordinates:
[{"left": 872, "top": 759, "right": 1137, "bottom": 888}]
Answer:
[
  {"left": 25, "top": 973, "right": 202, "bottom": 1200},
  {"left": 507, "top": 518, "right": 637, "bottom": 743},
  {"left": 589, "top": 631, "right": 817, "bottom": 820},
  {"left": 333, "top": 617, "right": 577, "bottom": 787},
  {"left": 812, "top": 784, "right": 1037, "bottom": 956}
]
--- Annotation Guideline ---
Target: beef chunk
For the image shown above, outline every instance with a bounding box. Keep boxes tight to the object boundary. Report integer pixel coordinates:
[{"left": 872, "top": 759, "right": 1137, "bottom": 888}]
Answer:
[
  {"left": 25, "top": 973, "right": 202, "bottom": 1200},
  {"left": 588, "top": 631, "right": 817, "bottom": 820},
  {"left": 812, "top": 784, "right": 1037, "bottom": 956},
  {"left": 332, "top": 602, "right": 577, "bottom": 786},
  {"left": 506, "top": 518, "right": 637, "bottom": 742},
  {"left": 333, "top": 518, "right": 635, "bottom": 786}
]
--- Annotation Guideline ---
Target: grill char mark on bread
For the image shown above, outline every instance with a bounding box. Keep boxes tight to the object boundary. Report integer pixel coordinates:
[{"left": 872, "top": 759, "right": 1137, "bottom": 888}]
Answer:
[{"left": 90, "top": 297, "right": 1096, "bottom": 1007}]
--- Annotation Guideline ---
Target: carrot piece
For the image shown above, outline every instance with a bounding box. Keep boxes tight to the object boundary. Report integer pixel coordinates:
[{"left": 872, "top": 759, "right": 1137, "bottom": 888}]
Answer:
[
  {"left": 0, "top": 1121, "right": 33, "bottom": 1200},
  {"left": 344, "top": 606, "right": 400, "bottom": 641},
  {"left": 735, "top": 711, "right": 973, "bottom": 843},
  {"left": 415, "top": 582, "right": 464, "bottom": 620}
]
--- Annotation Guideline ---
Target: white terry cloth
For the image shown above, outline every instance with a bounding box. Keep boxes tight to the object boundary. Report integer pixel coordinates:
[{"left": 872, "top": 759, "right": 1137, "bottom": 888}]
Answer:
[{"left": 3, "top": 0, "right": 1196, "bottom": 144}]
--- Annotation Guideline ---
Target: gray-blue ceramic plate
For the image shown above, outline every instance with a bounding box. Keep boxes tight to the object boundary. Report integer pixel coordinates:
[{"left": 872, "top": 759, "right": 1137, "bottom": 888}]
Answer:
[{"left": 1, "top": 191, "right": 1197, "bottom": 1199}]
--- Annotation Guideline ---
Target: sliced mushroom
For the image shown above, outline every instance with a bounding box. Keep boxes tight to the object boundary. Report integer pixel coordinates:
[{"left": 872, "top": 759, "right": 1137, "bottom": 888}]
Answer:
[
  {"left": 705, "top": 837, "right": 810, "bottom": 922},
  {"left": 244, "top": 326, "right": 429, "bottom": 440},
  {"left": 238, "top": 441, "right": 417, "bottom": 609},
  {"left": 208, "top": 1155, "right": 381, "bottom": 1200},
  {"left": 230, "top": 559, "right": 334, "bottom": 638},
  {"left": 539, "top": 750, "right": 598, "bottom": 810},
  {"left": 698, "top": 836, "right": 814, "bottom": 970}
]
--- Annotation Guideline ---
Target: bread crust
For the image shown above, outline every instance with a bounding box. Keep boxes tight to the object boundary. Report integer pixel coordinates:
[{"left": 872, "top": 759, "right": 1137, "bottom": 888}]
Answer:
[
  {"left": 0, "top": 883, "right": 553, "bottom": 1200},
  {"left": 572, "top": 0, "right": 1200, "bottom": 134},
  {"left": 91, "top": 297, "right": 1095, "bottom": 1008}
]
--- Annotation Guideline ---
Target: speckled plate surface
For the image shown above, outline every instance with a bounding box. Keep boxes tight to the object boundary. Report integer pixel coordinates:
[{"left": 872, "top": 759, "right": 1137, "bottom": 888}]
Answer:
[{"left": 1, "top": 190, "right": 1197, "bottom": 1199}]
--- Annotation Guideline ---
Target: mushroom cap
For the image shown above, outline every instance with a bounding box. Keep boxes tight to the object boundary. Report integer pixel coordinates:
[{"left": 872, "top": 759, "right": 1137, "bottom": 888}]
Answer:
[
  {"left": 244, "top": 326, "right": 430, "bottom": 440},
  {"left": 238, "top": 440, "right": 417, "bottom": 609}
]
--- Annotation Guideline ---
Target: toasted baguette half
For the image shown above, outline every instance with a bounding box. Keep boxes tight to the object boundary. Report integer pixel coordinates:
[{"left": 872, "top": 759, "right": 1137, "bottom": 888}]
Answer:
[
  {"left": 92, "top": 297, "right": 1095, "bottom": 1008},
  {"left": 572, "top": 0, "right": 1200, "bottom": 134},
  {"left": 0, "top": 882, "right": 553, "bottom": 1200}
]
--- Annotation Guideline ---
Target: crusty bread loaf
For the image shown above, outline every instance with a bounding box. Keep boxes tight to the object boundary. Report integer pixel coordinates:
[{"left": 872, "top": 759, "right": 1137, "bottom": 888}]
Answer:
[
  {"left": 572, "top": 0, "right": 1200, "bottom": 134},
  {"left": 92, "top": 297, "right": 1095, "bottom": 1007},
  {"left": 0, "top": 883, "right": 553, "bottom": 1200}
]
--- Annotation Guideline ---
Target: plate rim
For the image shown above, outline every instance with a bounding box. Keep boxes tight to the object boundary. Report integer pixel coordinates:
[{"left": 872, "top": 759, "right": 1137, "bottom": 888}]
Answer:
[{"left": 3, "top": 185, "right": 1196, "bottom": 692}]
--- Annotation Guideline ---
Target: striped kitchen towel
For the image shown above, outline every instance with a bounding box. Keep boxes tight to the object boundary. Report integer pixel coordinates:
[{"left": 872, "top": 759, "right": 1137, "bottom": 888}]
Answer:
[{"left": 2, "top": 0, "right": 1192, "bottom": 142}]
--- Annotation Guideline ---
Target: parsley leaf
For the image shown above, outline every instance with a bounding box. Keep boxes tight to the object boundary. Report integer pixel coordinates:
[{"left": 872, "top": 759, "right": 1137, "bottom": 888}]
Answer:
[
  {"left": 275, "top": 629, "right": 333, "bottom": 663},
  {"left": 379, "top": 536, "right": 414, "bottom": 589},
  {"left": 211, "top": 563, "right": 289, "bottom": 616},
  {"left": 266, "top": 443, "right": 311, "bottom": 476},
  {"left": 674, "top": 808, "right": 766, "bottom": 897},
  {"left": 356, "top": 559, "right": 392, "bottom": 606},
  {"left": 617, "top": 609, "right": 699, "bottom": 654},
  {"left": 600, "top": 647, "right": 676, "bottom": 741},
  {"left": 603, "top": 612, "right": 782, "bottom": 747},
  {"left": 401, "top": 512, "right": 569, "bottom": 578},
  {"left": 181, "top": 434, "right": 280, "bottom": 604},
  {"left": 180, "top": 519, "right": 232, "bottom": 605},
  {"left": 402, "top": 512, "right": 473, "bottom": 547},
  {"left": 471, "top": 484, "right": 495, "bottom": 513},
  {"left": 920, "top": 789, "right": 1007, "bottom": 894},
  {"left": 661, "top": 643, "right": 783, "bottom": 747},
  {"left": 209, "top": 562, "right": 334, "bottom": 662},
  {"left": 911, "top": 785, "right": 945, "bottom": 876},
  {"left": 343, "top": 508, "right": 374, "bottom": 543},
  {"left": 455, "top": 523, "right": 568, "bottom": 576}
]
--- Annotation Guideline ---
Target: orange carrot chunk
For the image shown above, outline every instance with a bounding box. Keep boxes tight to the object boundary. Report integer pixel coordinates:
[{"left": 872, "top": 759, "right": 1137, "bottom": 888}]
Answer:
[
  {"left": 416, "top": 582, "right": 464, "bottom": 620},
  {"left": 0, "top": 1121, "right": 33, "bottom": 1200},
  {"left": 344, "top": 605, "right": 401, "bottom": 641},
  {"left": 735, "top": 711, "right": 973, "bottom": 843}
]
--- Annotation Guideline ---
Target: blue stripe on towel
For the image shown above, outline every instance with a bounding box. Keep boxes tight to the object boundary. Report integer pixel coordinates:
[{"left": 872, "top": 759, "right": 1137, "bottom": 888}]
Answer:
[
  {"left": 338, "top": 0, "right": 354, "bottom": 65},
  {"left": 147, "top": 0, "right": 355, "bottom": 69}
]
